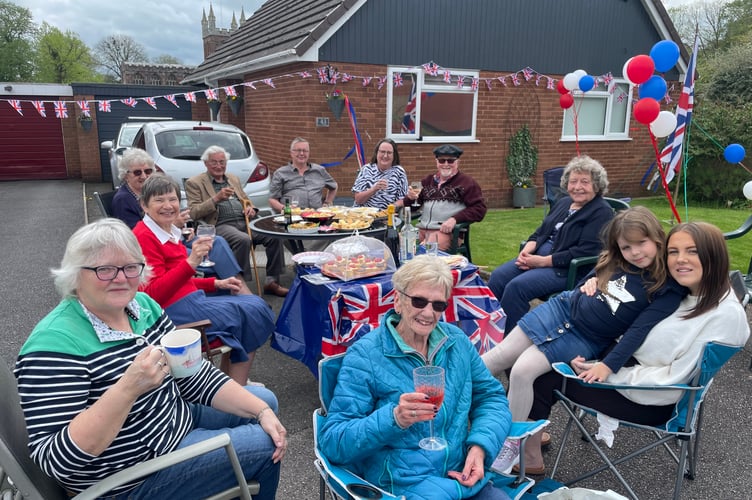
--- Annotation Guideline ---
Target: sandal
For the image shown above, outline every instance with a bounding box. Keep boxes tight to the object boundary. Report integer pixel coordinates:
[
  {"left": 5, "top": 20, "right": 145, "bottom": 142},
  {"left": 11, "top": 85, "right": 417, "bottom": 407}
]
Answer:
[
  {"left": 541, "top": 431, "right": 551, "bottom": 448},
  {"left": 512, "top": 463, "right": 546, "bottom": 476}
]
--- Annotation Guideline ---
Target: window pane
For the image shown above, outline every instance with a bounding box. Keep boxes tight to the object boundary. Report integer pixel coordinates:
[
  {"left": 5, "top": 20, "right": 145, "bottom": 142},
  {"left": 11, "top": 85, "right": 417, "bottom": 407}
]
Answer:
[
  {"left": 390, "top": 73, "right": 418, "bottom": 135},
  {"left": 608, "top": 83, "right": 630, "bottom": 134},
  {"left": 421, "top": 92, "right": 474, "bottom": 137},
  {"left": 563, "top": 97, "right": 607, "bottom": 136}
]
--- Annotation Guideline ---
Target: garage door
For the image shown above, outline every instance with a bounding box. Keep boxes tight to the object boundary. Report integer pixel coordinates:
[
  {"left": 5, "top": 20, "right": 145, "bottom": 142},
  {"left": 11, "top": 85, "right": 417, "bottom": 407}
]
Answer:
[{"left": 0, "top": 99, "right": 67, "bottom": 180}]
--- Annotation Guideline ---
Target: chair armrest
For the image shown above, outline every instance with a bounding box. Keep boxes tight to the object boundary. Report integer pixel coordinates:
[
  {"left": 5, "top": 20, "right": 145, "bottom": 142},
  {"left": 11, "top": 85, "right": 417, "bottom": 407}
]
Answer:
[
  {"left": 448, "top": 221, "right": 471, "bottom": 255},
  {"left": 509, "top": 419, "right": 549, "bottom": 440},
  {"left": 723, "top": 215, "right": 752, "bottom": 240},
  {"left": 566, "top": 255, "right": 598, "bottom": 290},
  {"left": 74, "top": 434, "right": 253, "bottom": 500},
  {"left": 176, "top": 319, "right": 212, "bottom": 330},
  {"left": 551, "top": 362, "right": 695, "bottom": 392}
]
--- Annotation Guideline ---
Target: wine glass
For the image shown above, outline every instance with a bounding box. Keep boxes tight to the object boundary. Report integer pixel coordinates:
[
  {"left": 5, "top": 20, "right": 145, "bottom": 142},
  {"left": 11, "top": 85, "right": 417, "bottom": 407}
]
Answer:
[
  {"left": 195, "top": 224, "right": 216, "bottom": 267},
  {"left": 413, "top": 365, "right": 447, "bottom": 451},
  {"left": 409, "top": 181, "right": 422, "bottom": 207},
  {"left": 181, "top": 219, "right": 194, "bottom": 242},
  {"left": 290, "top": 196, "right": 300, "bottom": 211}
]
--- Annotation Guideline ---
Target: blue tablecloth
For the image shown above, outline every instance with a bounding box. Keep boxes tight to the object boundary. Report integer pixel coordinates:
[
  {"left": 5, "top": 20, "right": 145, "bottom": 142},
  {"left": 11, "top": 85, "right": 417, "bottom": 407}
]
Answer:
[{"left": 272, "top": 261, "right": 506, "bottom": 376}]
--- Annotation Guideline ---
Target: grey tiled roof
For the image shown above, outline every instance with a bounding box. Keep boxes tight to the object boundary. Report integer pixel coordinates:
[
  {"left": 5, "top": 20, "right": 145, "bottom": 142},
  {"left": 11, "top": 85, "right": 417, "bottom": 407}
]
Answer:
[{"left": 184, "top": 0, "right": 358, "bottom": 83}]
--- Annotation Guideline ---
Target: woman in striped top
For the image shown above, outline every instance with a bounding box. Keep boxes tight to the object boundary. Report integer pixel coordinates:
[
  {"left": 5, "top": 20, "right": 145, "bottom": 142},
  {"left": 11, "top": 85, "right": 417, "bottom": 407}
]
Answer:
[{"left": 14, "top": 219, "right": 286, "bottom": 499}]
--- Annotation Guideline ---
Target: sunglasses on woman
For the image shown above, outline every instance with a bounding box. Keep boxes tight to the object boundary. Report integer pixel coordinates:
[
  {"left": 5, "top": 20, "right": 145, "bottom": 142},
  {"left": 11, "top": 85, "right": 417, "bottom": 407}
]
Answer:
[
  {"left": 398, "top": 290, "right": 449, "bottom": 312},
  {"left": 130, "top": 168, "right": 154, "bottom": 176}
]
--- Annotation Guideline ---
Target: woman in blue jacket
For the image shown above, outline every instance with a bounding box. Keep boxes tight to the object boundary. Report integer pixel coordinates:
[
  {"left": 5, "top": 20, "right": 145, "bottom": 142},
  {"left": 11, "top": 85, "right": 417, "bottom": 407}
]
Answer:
[
  {"left": 487, "top": 155, "right": 614, "bottom": 332},
  {"left": 321, "top": 255, "right": 512, "bottom": 499}
]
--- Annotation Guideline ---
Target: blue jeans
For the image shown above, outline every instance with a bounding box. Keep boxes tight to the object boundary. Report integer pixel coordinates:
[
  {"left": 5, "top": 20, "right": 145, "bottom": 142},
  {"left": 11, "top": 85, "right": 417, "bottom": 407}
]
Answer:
[
  {"left": 119, "top": 386, "right": 280, "bottom": 500},
  {"left": 487, "top": 243, "right": 567, "bottom": 332}
]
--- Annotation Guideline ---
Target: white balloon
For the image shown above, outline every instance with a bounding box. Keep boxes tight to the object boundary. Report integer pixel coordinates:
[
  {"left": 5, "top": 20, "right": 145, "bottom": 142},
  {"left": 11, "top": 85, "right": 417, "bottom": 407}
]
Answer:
[
  {"left": 573, "top": 69, "right": 587, "bottom": 80},
  {"left": 622, "top": 57, "right": 635, "bottom": 85},
  {"left": 743, "top": 181, "right": 752, "bottom": 200},
  {"left": 563, "top": 72, "right": 580, "bottom": 91},
  {"left": 649, "top": 111, "right": 678, "bottom": 138}
]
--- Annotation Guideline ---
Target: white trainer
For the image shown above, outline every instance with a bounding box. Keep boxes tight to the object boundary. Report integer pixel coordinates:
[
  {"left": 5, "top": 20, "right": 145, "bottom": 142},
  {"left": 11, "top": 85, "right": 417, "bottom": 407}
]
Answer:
[{"left": 491, "top": 439, "right": 520, "bottom": 474}]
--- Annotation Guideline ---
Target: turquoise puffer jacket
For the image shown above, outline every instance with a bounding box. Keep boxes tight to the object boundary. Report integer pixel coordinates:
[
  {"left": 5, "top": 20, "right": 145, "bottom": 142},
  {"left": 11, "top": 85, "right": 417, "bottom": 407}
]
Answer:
[{"left": 320, "top": 310, "right": 511, "bottom": 499}]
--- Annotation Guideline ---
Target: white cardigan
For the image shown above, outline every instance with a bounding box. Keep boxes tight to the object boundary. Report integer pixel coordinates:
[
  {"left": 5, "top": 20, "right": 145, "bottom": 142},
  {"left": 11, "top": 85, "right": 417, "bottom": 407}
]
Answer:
[{"left": 608, "top": 290, "right": 749, "bottom": 405}]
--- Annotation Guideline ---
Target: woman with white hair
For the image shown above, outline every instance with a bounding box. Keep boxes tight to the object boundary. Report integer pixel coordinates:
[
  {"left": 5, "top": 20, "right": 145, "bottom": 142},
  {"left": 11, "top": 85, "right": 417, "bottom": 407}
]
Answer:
[{"left": 112, "top": 148, "right": 154, "bottom": 227}]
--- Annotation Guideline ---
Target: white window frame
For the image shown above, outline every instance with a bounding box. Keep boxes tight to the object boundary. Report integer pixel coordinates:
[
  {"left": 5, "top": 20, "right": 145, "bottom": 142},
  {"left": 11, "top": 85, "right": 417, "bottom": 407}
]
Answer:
[
  {"left": 386, "top": 66, "right": 479, "bottom": 143},
  {"left": 560, "top": 79, "right": 633, "bottom": 141}
]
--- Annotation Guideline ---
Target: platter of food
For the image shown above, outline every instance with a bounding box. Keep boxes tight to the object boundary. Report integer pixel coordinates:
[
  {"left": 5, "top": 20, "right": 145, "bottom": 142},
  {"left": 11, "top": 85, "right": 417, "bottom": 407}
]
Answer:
[
  {"left": 300, "top": 210, "right": 336, "bottom": 224},
  {"left": 291, "top": 251, "right": 335, "bottom": 266},
  {"left": 287, "top": 221, "right": 320, "bottom": 234},
  {"left": 331, "top": 219, "right": 372, "bottom": 232},
  {"left": 272, "top": 215, "right": 303, "bottom": 224},
  {"left": 440, "top": 255, "right": 469, "bottom": 269},
  {"left": 320, "top": 255, "right": 390, "bottom": 280}
]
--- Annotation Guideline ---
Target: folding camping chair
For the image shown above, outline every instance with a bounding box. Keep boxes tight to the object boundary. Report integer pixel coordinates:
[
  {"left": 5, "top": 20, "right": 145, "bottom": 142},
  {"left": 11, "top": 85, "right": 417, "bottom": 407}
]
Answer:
[
  {"left": 93, "top": 190, "right": 116, "bottom": 218},
  {"left": 549, "top": 341, "right": 743, "bottom": 500},
  {"left": 542, "top": 167, "right": 566, "bottom": 217},
  {"left": 313, "top": 353, "right": 549, "bottom": 500},
  {"left": 0, "top": 359, "right": 259, "bottom": 500}
]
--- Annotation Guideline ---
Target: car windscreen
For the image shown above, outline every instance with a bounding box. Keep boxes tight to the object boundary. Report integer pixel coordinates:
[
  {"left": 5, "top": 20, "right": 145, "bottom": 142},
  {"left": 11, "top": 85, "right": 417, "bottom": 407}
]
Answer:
[
  {"left": 154, "top": 129, "right": 251, "bottom": 160},
  {"left": 119, "top": 126, "right": 140, "bottom": 147}
]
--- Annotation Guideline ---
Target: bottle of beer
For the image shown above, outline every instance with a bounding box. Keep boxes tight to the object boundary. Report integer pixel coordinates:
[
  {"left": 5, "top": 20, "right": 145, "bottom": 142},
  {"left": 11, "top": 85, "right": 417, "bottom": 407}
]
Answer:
[
  {"left": 385, "top": 204, "right": 400, "bottom": 267},
  {"left": 283, "top": 197, "right": 293, "bottom": 227}
]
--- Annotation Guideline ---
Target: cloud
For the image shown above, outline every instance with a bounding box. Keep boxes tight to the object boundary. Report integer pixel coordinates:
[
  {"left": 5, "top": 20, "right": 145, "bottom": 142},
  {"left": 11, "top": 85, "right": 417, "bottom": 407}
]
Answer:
[{"left": 15, "top": 0, "right": 265, "bottom": 66}]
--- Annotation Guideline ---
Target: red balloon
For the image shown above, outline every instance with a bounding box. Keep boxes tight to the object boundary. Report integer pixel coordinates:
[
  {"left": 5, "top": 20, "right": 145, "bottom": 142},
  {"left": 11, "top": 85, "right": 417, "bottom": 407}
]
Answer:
[
  {"left": 559, "top": 94, "right": 574, "bottom": 109},
  {"left": 633, "top": 98, "right": 660, "bottom": 125},
  {"left": 626, "top": 55, "right": 655, "bottom": 85},
  {"left": 556, "top": 79, "right": 568, "bottom": 95}
]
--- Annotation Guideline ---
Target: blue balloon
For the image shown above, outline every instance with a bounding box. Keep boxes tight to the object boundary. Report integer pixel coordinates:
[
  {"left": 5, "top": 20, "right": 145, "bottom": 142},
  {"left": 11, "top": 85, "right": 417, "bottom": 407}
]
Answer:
[
  {"left": 639, "top": 75, "right": 667, "bottom": 101},
  {"left": 724, "top": 143, "right": 746, "bottom": 164},
  {"left": 578, "top": 75, "right": 595, "bottom": 92},
  {"left": 650, "top": 40, "right": 681, "bottom": 72}
]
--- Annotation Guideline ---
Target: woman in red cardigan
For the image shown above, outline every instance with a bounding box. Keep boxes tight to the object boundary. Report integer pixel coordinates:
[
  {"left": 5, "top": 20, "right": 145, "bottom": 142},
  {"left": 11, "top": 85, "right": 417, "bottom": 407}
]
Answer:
[{"left": 133, "top": 174, "right": 274, "bottom": 384}]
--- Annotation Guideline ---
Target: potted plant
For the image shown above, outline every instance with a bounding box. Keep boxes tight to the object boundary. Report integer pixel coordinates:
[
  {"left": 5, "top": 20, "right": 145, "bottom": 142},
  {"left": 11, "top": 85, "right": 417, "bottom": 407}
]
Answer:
[
  {"left": 79, "top": 114, "right": 93, "bottom": 132},
  {"left": 506, "top": 125, "right": 538, "bottom": 208},
  {"left": 227, "top": 95, "right": 243, "bottom": 115},
  {"left": 325, "top": 89, "right": 345, "bottom": 120},
  {"left": 207, "top": 98, "right": 222, "bottom": 119}
]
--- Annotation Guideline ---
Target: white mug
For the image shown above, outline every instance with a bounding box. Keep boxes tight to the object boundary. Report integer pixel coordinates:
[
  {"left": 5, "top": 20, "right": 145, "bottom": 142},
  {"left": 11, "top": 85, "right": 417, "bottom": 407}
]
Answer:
[{"left": 160, "top": 328, "right": 203, "bottom": 378}]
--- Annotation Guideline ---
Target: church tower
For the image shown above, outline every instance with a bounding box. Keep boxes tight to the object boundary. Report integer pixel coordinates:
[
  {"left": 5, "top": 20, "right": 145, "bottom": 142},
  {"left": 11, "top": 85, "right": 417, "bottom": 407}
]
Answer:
[{"left": 201, "top": 3, "right": 243, "bottom": 60}]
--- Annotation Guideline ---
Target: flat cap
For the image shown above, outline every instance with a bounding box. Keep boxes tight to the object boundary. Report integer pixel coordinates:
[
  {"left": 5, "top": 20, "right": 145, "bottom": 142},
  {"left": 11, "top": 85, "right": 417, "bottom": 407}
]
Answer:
[{"left": 433, "top": 144, "right": 463, "bottom": 158}]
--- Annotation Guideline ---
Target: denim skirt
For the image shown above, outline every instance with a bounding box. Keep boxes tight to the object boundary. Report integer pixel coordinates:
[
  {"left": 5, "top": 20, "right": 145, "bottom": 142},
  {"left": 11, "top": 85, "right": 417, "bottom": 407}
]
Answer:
[{"left": 517, "top": 290, "right": 602, "bottom": 364}]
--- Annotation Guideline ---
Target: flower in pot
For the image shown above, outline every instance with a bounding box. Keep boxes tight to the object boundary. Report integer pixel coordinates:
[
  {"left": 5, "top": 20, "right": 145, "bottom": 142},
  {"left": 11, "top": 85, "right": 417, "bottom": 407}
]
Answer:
[
  {"left": 227, "top": 95, "right": 243, "bottom": 115},
  {"left": 79, "top": 114, "right": 93, "bottom": 132},
  {"left": 506, "top": 125, "right": 538, "bottom": 208},
  {"left": 325, "top": 89, "right": 345, "bottom": 120},
  {"left": 207, "top": 98, "right": 222, "bottom": 119}
]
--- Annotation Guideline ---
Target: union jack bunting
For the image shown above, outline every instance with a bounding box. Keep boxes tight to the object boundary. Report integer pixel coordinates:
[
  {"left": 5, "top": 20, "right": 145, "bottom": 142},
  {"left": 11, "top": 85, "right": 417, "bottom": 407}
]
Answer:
[
  {"left": 393, "top": 72, "right": 403, "bottom": 87},
  {"left": 183, "top": 92, "right": 196, "bottom": 103},
  {"left": 298, "top": 71, "right": 312, "bottom": 78},
  {"left": 511, "top": 74, "right": 520, "bottom": 86},
  {"left": 546, "top": 77, "right": 555, "bottom": 90},
  {"left": 443, "top": 70, "right": 452, "bottom": 84},
  {"left": 316, "top": 67, "right": 328, "bottom": 83},
  {"left": 9, "top": 99, "right": 23, "bottom": 115},
  {"left": 497, "top": 76, "right": 507, "bottom": 87},
  {"left": 32, "top": 101, "right": 46, "bottom": 117},
  {"left": 263, "top": 78, "right": 275, "bottom": 88},
  {"left": 401, "top": 79, "right": 417, "bottom": 134},
  {"left": 244, "top": 82, "right": 257, "bottom": 90},
  {"left": 164, "top": 94, "right": 179, "bottom": 108},
  {"left": 98, "top": 100, "right": 111, "bottom": 112},
  {"left": 522, "top": 67, "right": 534, "bottom": 81},
  {"left": 144, "top": 97, "right": 157, "bottom": 109},
  {"left": 121, "top": 97, "right": 137, "bottom": 108},
  {"left": 535, "top": 75, "right": 543, "bottom": 87},
  {"left": 328, "top": 71, "right": 339, "bottom": 84},
  {"left": 485, "top": 79, "right": 493, "bottom": 91},
  {"left": 455, "top": 75, "right": 465, "bottom": 89},
  {"left": 223, "top": 85, "right": 237, "bottom": 97},
  {"left": 77, "top": 100, "right": 91, "bottom": 116},
  {"left": 426, "top": 62, "right": 440, "bottom": 76},
  {"left": 376, "top": 76, "right": 387, "bottom": 90},
  {"left": 471, "top": 77, "right": 479, "bottom": 91},
  {"left": 341, "top": 73, "right": 353, "bottom": 82},
  {"left": 204, "top": 89, "right": 218, "bottom": 100},
  {"left": 361, "top": 77, "right": 372, "bottom": 87},
  {"left": 54, "top": 101, "right": 68, "bottom": 119},
  {"left": 602, "top": 72, "right": 614, "bottom": 87}
]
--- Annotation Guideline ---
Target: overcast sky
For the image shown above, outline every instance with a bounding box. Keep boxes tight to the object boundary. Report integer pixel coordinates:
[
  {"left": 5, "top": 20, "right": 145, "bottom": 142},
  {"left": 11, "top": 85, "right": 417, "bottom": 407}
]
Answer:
[{"left": 14, "top": 0, "right": 266, "bottom": 66}]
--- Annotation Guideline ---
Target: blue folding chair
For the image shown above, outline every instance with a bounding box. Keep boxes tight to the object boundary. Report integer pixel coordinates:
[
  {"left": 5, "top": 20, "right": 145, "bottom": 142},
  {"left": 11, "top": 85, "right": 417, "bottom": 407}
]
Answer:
[
  {"left": 313, "top": 353, "right": 550, "bottom": 500},
  {"left": 542, "top": 167, "right": 566, "bottom": 217},
  {"left": 549, "top": 341, "right": 743, "bottom": 500}
]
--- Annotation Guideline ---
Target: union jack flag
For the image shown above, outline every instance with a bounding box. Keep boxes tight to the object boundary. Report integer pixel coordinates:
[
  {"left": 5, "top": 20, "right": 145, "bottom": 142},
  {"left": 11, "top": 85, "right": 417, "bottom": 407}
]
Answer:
[
  {"left": 401, "top": 78, "right": 417, "bottom": 134},
  {"left": 144, "top": 97, "right": 157, "bottom": 109},
  {"left": 121, "top": 97, "right": 137, "bottom": 108},
  {"left": 204, "top": 89, "right": 217, "bottom": 101},
  {"left": 546, "top": 77, "right": 555, "bottom": 90},
  {"left": 602, "top": 72, "right": 614, "bottom": 87},
  {"left": 224, "top": 85, "right": 237, "bottom": 97},
  {"left": 98, "top": 100, "right": 111, "bottom": 112},
  {"left": 361, "top": 77, "right": 372, "bottom": 87},
  {"left": 341, "top": 73, "right": 353, "bottom": 82},
  {"left": 659, "top": 36, "right": 698, "bottom": 184},
  {"left": 377, "top": 76, "right": 387, "bottom": 90},
  {"left": 328, "top": 71, "right": 339, "bottom": 84},
  {"left": 317, "top": 67, "right": 328, "bottom": 83},
  {"left": 393, "top": 72, "right": 403, "bottom": 87},
  {"left": 498, "top": 76, "right": 507, "bottom": 87},
  {"left": 165, "top": 94, "right": 180, "bottom": 108},
  {"left": 471, "top": 77, "right": 479, "bottom": 91},
  {"left": 183, "top": 92, "right": 196, "bottom": 103},
  {"left": 522, "top": 67, "right": 534, "bottom": 81},
  {"left": 77, "top": 100, "right": 91, "bottom": 116},
  {"left": 535, "top": 75, "right": 543, "bottom": 87},
  {"left": 422, "top": 62, "right": 439, "bottom": 76},
  {"left": 456, "top": 75, "right": 465, "bottom": 89},
  {"left": 299, "top": 71, "right": 312, "bottom": 78},
  {"left": 54, "top": 101, "right": 68, "bottom": 118},
  {"left": 511, "top": 74, "right": 520, "bottom": 86},
  {"left": 485, "top": 79, "right": 493, "bottom": 91},
  {"left": 9, "top": 99, "right": 23, "bottom": 115},
  {"left": 32, "top": 101, "right": 46, "bottom": 117},
  {"left": 443, "top": 70, "right": 452, "bottom": 83},
  {"left": 263, "top": 78, "right": 275, "bottom": 88}
]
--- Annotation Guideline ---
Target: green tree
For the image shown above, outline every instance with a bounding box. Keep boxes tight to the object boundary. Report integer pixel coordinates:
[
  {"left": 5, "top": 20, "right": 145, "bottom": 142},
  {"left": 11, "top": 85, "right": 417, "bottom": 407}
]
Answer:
[
  {"left": 0, "top": 0, "right": 36, "bottom": 81},
  {"left": 36, "top": 23, "right": 99, "bottom": 83},
  {"left": 153, "top": 54, "right": 183, "bottom": 65},
  {"left": 95, "top": 34, "right": 147, "bottom": 81},
  {"left": 668, "top": 1, "right": 732, "bottom": 54}
]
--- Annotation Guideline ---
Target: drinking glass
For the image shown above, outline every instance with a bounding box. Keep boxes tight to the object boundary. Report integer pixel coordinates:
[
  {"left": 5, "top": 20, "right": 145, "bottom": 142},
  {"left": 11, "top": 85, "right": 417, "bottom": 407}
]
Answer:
[
  {"left": 290, "top": 196, "right": 300, "bottom": 210},
  {"left": 181, "top": 219, "right": 194, "bottom": 242},
  {"left": 409, "top": 181, "right": 422, "bottom": 207},
  {"left": 413, "top": 365, "right": 447, "bottom": 451},
  {"left": 195, "top": 224, "right": 216, "bottom": 267}
]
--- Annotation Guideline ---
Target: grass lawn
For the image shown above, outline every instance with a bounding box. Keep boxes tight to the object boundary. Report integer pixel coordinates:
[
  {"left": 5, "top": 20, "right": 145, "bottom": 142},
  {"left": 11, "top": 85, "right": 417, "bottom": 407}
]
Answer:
[{"left": 470, "top": 197, "right": 752, "bottom": 273}]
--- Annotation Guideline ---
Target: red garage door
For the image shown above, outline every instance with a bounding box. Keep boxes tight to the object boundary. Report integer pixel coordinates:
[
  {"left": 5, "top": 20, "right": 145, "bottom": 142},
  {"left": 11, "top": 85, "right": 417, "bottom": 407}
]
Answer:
[{"left": 0, "top": 98, "right": 67, "bottom": 180}]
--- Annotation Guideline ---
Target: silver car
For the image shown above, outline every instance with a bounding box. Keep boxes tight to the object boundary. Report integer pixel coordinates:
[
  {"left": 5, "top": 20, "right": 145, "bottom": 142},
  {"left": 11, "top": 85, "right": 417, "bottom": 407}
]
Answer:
[
  {"left": 100, "top": 122, "right": 144, "bottom": 189},
  {"left": 130, "top": 121, "right": 271, "bottom": 213}
]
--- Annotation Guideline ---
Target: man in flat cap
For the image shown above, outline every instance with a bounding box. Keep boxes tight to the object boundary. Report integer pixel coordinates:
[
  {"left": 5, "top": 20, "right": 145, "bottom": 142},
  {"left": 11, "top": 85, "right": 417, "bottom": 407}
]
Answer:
[{"left": 399, "top": 144, "right": 486, "bottom": 251}]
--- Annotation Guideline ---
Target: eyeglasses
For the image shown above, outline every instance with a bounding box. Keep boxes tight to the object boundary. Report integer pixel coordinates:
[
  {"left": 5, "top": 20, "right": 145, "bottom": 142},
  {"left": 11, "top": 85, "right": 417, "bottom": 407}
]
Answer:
[
  {"left": 398, "top": 289, "right": 449, "bottom": 312},
  {"left": 82, "top": 263, "right": 145, "bottom": 281},
  {"left": 207, "top": 160, "right": 227, "bottom": 166},
  {"left": 291, "top": 148, "right": 310, "bottom": 154},
  {"left": 436, "top": 158, "right": 457, "bottom": 164},
  {"left": 378, "top": 150, "right": 394, "bottom": 156},
  {"left": 130, "top": 168, "right": 153, "bottom": 176}
]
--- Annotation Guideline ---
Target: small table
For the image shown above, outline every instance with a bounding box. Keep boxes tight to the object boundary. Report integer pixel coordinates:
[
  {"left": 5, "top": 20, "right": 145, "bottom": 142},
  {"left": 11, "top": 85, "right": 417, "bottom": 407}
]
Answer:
[
  {"left": 272, "top": 262, "right": 506, "bottom": 376},
  {"left": 250, "top": 215, "right": 396, "bottom": 254}
]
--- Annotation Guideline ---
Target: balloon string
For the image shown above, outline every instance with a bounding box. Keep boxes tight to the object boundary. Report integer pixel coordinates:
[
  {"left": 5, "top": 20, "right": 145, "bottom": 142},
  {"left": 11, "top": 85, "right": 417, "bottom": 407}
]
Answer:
[
  {"left": 572, "top": 95, "right": 581, "bottom": 156},
  {"left": 648, "top": 132, "right": 682, "bottom": 223},
  {"left": 737, "top": 161, "right": 752, "bottom": 176}
]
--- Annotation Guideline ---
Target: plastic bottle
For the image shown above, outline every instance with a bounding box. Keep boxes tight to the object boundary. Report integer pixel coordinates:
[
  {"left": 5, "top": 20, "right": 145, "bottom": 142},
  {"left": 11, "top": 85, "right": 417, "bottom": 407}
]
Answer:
[{"left": 283, "top": 198, "right": 293, "bottom": 227}]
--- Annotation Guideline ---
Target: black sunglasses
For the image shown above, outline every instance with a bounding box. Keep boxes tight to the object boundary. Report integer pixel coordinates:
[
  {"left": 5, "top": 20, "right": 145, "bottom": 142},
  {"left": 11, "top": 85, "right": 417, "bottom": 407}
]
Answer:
[
  {"left": 398, "top": 289, "right": 449, "bottom": 312},
  {"left": 130, "top": 168, "right": 154, "bottom": 176},
  {"left": 436, "top": 158, "right": 457, "bottom": 164}
]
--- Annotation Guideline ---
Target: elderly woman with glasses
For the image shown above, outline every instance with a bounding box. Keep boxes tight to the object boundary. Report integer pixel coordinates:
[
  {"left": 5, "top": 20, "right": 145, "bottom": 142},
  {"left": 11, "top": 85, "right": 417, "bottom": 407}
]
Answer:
[
  {"left": 112, "top": 148, "right": 155, "bottom": 228},
  {"left": 14, "top": 219, "right": 286, "bottom": 499},
  {"left": 352, "top": 139, "right": 408, "bottom": 210},
  {"left": 321, "top": 255, "right": 512, "bottom": 499}
]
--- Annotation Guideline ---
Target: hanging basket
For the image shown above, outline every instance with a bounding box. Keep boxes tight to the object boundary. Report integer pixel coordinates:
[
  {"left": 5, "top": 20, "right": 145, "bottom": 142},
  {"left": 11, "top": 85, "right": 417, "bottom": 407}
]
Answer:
[
  {"left": 208, "top": 100, "right": 222, "bottom": 118},
  {"left": 227, "top": 98, "right": 243, "bottom": 116},
  {"left": 79, "top": 119, "right": 93, "bottom": 132},
  {"left": 327, "top": 98, "right": 345, "bottom": 120}
]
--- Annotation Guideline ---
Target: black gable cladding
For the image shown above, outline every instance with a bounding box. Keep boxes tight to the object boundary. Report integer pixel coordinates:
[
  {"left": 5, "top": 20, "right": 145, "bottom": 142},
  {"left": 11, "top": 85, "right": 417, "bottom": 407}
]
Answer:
[{"left": 319, "top": 0, "right": 680, "bottom": 80}]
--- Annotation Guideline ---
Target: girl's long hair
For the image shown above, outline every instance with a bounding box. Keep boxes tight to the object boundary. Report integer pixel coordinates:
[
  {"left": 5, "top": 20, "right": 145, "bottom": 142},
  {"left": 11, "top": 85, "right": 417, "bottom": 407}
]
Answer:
[{"left": 594, "top": 206, "right": 667, "bottom": 298}]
